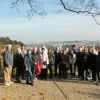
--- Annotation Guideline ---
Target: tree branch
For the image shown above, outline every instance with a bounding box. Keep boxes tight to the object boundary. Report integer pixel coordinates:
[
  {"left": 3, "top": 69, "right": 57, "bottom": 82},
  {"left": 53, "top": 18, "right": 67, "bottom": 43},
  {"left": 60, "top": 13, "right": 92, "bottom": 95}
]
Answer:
[
  {"left": 60, "top": 0, "right": 100, "bottom": 15},
  {"left": 92, "top": 15, "right": 100, "bottom": 25},
  {"left": 60, "top": 0, "right": 100, "bottom": 25},
  {"left": 12, "top": 0, "right": 20, "bottom": 5},
  {"left": 11, "top": 0, "right": 100, "bottom": 24}
]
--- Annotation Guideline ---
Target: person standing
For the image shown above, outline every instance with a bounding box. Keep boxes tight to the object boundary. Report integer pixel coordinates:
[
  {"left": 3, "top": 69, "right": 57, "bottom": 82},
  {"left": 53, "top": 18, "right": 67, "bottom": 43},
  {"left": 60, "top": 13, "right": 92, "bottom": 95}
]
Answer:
[
  {"left": 96, "top": 50, "right": 100, "bottom": 84},
  {"left": 82, "top": 47, "right": 90, "bottom": 80},
  {"left": 3, "top": 44, "right": 13, "bottom": 86},
  {"left": 0, "top": 53, "right": 3, "bottom": 80},
  {"left": 40, "top": 47, "right": 49, "bottom": 79},
  {"left": 88, "top": 48, "right": 97, "bottom": 81},
  {"left": 69, "top": 50, "right": 76, "bottom": 79},
  {"left": 20, "top": 44, "right": 27, "bottom": 79},
  {"left": 54, "top": 47, "right": 61, "bottom": 77},
  {"left": 48, "top": 48, "right": 54, "bottom": 79},
  {"left": 76, "top": 47, "right": 84, "bottom": 79},
  {"left": 60, "top": 49, "right": 69, "bottom": 79},
  {"left": 14, "top": 48, "right": 25, "bottom": 83},
  {"left": 31, "top": 47, "right": 39, "bottom": 80},
  {"left": 24, "top": 49, "right": 34, "bottom": 86}
]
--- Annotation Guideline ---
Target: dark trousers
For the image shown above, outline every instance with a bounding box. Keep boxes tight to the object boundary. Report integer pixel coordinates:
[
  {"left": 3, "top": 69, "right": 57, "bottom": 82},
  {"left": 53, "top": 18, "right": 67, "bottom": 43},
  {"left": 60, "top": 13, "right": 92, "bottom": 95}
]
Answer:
[
  {"left": 96, "top": 67, "right": 100, "bottom": 82},
  {"left": 96, "top": 71, "right": 100, "bottom": 82},
  {"left": 91, "top": 65, "right": 96, "bottom": 81},
  {"left": 16, "top": 67, "right": 23, "bottom": 82},
  {"left": 0, "top": 64, "right": 2, "bottom": 78},
  {"left": 40, "top": 68, "right": 47, "bottom": 79},
  {"left": 59, "top": 63, "right": 67, "bottom": 78},
  {"left": 54, "top": 63, "right": 59, "bottom": 77},
  {"left": 21, "top": 65, "right": 26, "bottom": 79},
  {"left": 77, "top": 63, "right": 83, "bottom": 78},
  {"left": 48, "top": 64, "right": 53, "bottom": 78}
]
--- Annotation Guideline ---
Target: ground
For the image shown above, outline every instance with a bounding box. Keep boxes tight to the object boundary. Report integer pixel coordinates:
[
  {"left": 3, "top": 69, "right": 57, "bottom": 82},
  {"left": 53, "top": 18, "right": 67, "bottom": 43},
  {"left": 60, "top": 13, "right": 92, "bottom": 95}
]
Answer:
[{"left": 0, "top": 79, "right": 100, "bottom": 100}]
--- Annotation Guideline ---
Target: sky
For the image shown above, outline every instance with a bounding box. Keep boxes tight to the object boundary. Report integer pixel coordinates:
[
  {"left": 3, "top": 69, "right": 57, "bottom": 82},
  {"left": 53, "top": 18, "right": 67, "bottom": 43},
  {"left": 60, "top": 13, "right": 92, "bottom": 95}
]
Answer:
[{"left": 0, "top": 0, "right": 100, "bottom": 43}]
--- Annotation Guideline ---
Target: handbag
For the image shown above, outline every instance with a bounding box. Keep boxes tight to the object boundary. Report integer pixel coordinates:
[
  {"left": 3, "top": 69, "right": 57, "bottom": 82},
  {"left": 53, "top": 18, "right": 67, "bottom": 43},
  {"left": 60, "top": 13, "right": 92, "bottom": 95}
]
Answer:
[
  {"left": 66, "top": 63, "right": 70, "bottom": 70},
  {"left": 36, "top": 64, "right": 42, "bottom": 75}
]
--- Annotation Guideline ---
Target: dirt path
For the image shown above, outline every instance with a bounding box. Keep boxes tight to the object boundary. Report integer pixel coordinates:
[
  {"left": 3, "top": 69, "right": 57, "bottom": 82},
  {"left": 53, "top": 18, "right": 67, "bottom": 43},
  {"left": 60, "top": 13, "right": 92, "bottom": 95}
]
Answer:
[{"left": 0, "top": 79, "right": 100, "bottom": 100}]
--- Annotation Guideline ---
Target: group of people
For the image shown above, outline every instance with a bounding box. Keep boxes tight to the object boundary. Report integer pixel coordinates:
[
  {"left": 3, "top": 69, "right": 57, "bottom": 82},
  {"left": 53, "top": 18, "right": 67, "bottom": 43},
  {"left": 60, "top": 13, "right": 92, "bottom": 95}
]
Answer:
[
  {"left": 0, "top": 43, "right": 100, "bottom": 86},
  {"left": 1, "top": 44, "right": 50, "bottom": 86}
]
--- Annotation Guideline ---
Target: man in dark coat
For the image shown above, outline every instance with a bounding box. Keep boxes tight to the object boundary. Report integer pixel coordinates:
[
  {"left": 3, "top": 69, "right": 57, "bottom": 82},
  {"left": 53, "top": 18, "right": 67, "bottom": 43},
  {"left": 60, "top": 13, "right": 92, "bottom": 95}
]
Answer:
[
  {"left": 88, "top": 49, "right": 97, "bottom": 81},
  {"left": 96, "top": 50, "right": 100, "bottom": 83},
  {"left": 54, "top": 47, "right": 62, "bottom": 77},
  {"left": 14, "top": 48, "right": 25, "bottom": 83},
  {"left": 82, "top": 48, "right": 90, "bottom": 80},
  {"left": 76, "top": 47, "right": 84, "bottom": 79}
]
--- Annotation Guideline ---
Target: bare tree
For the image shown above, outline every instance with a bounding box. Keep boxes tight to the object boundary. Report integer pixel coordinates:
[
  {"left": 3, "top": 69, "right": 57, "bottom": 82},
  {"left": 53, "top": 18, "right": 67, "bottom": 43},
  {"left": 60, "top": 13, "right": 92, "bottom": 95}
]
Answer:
[
  {"left": 11, "top": 0, "right": 100, "bottom": 24},
  {"left": 11, "top": 0, "right": 46, "bottom": 18},
  {"left": 60, "top": 0, "right": 100, "bottom": 25}
]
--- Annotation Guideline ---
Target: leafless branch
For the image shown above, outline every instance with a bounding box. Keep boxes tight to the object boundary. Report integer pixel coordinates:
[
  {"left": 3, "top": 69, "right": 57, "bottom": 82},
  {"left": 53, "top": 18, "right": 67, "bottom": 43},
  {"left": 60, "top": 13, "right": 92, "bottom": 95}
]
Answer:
[
  {"left": 11, "top": 0, "right": 100, "bottom": 24},
  {"left": 60, "top": 0, "right": 100, "bottom": 24},
  {"left": 92, "top": 15, "right": 100, "bottom": 25},
  {"left": 60, "top": 0, "right": 99, "bottom": 15},
  {"left": 11, "top": 0, "right": 45, "bottom": 18}
]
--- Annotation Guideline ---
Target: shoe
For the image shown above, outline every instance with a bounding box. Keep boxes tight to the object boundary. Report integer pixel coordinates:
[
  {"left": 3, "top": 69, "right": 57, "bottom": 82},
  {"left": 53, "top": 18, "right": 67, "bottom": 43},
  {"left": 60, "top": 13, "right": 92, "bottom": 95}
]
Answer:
[
  {"left": 4, "top": 83, "right": 11, "bottom": 86},
  {"left": 26, "top": 81, "right": 30, "bottom": 84},
  {"left": 34, "top": 77, "right": 37, "bottom": 80},
  {"left": 33, "top": 78, "right": 37, "bottom": 82},
  {"left": 30, "top": 83, "right": 34, "bottom": 86},
  {"left": 10, "top": 81, "right": 13, "bottom": 85},
  {"left": 94, "top": 81, "right": 98, "bottom": 84},
  {"left": 90, "top": 79, "right": 95, "bottom": 82},
  {"left": 17, "top": 80, "right": 21, "bottom": 83}
]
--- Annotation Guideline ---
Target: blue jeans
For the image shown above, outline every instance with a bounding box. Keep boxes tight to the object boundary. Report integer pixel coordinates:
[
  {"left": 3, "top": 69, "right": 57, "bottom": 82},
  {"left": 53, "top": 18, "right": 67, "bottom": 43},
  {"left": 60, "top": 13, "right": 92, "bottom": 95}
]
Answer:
[{"left": 27, "top": 67, "right": 34, "bottom": 84}]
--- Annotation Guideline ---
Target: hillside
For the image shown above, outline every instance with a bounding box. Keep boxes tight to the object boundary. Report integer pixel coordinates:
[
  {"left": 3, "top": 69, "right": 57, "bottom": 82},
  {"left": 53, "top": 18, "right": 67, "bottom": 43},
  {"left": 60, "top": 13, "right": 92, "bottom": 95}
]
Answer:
[
  {"left": 0, "top": 37, "right": 24, "bottom": 53},
  {"left": 0, "top": 37, "right": 24, "bottom": 45}
]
